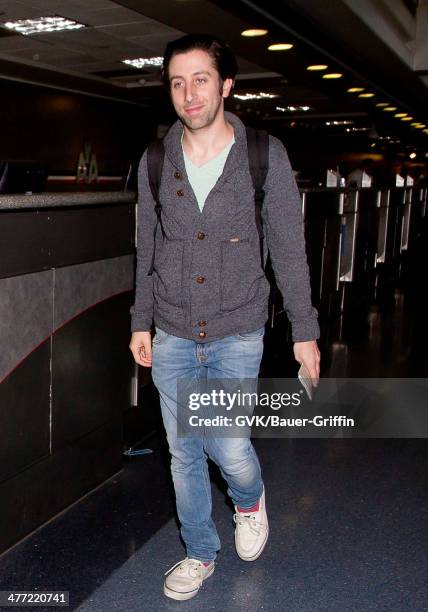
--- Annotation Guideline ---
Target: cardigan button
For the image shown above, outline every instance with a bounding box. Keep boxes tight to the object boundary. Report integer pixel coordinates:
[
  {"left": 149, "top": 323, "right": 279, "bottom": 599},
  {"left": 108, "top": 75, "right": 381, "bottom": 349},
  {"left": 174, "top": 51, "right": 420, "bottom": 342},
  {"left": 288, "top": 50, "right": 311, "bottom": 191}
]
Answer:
[
  {"left": 174, "top": 171, "right": 182, "bottom": 179},
  {"left": 198, "top": 320, "right": 207, "bottom": 327},
  {"left": 196, "top": 276, "right": 205, "bottom": 284},
  {"left": 176, "top": 189, "right": 184, "bottom": 197},
  {"left": 198, "top": 331, "right": 207, "bottom": 339},
  {"left": 197, "top": 232, "right": 206, "bottom": 240}
]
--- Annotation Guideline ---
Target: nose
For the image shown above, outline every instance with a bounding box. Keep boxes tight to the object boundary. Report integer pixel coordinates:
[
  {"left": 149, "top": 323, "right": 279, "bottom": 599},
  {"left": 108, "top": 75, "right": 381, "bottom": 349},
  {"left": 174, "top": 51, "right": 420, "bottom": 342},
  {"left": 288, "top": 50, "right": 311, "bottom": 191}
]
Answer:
[{"left": 184, "top": 81, "right": 195, "bottom": 104}]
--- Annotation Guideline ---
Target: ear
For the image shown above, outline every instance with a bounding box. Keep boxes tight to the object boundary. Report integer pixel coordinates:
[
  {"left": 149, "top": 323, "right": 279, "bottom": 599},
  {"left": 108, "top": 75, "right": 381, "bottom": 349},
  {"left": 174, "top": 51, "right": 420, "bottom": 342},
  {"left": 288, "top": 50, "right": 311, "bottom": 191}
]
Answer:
[{"left": 222, "top": 78, "right": 234, "bottom": 99}]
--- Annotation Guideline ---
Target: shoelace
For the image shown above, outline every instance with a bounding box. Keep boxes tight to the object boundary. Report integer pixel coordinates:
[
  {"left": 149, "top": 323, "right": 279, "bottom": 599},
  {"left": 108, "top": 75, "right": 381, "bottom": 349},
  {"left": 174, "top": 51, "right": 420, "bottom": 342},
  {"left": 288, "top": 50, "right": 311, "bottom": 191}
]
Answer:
[
  {"left": 233, "top": 512, "right": 266, "bottom": 536},
  {"left": 164, "top": 558, "right": 207, "bottom": 578}
]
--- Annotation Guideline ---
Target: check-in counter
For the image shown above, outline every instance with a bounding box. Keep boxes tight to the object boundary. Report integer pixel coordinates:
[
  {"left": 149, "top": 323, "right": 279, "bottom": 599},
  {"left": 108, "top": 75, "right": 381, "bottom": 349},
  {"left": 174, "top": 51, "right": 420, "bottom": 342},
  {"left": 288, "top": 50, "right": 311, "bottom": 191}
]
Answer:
[
  {"left": 302, "top": 189, "right": 342, "bottom": 316},
  {"left": 420, "top": 187, "right": 427, "bottom": 218},
  {"left": 400, "top": 187, "right": 413, "bottom": 252},
  {"left": 376, "top": 189, "right": 390, "bottom": 265},
  {"left": 0, "top": 191, "right": 136, "bottom": 555}
]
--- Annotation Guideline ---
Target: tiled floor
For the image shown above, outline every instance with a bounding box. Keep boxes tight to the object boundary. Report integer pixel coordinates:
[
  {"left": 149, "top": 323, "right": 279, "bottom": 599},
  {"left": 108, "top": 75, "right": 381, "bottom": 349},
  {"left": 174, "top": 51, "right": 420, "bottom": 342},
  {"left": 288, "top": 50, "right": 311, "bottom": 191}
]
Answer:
[{"left": 1, "top": 221, "right": 427, "bottom": 611}]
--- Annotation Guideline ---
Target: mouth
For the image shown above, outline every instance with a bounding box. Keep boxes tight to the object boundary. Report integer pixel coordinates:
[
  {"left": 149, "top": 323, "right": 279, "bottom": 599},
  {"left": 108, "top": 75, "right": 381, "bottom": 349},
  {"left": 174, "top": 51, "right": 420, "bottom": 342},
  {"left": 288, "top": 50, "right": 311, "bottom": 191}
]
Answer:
[{"left": 184, "top": 105, "right": 204, "bottom": 116}]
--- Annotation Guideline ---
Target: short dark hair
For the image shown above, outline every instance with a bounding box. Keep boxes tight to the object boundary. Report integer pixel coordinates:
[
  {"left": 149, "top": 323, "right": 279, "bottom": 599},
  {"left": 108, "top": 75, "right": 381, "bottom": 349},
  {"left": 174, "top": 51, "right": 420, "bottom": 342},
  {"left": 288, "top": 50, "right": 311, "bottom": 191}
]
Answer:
[{"left": 162, "top": 33, "right": 238, "bottom": 88}]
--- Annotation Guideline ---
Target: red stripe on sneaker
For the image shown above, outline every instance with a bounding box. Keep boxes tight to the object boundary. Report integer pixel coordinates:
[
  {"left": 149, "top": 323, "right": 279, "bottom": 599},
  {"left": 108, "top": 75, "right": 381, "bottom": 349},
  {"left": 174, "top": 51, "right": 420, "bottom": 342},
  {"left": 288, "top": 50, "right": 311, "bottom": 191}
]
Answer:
[{"left": 237, "top": 500, "right": 260, "bottom": 513}]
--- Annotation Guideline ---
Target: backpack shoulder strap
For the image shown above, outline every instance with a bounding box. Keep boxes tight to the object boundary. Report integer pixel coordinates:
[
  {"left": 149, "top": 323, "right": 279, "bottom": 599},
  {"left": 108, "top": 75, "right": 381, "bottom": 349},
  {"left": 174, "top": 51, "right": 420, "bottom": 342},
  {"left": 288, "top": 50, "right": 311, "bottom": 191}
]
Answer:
[
  {"left": 246, "top": 126, "right": 269, "bottom": 266},
  {"left": 146, "top": 138, "right": 165, "bottom": 275},
  {"left": 147, "top": 138, "right": 165, "bottom": 206},
  {"left": 246, "top": 126, "right": 269, "bottom": 199}
]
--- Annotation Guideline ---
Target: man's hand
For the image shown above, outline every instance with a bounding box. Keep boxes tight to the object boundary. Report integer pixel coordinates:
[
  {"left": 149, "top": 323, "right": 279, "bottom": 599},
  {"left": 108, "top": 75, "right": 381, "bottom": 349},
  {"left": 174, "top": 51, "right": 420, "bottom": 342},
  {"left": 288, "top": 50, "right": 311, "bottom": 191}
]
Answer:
[
  {"left": 293, "top": 340, "right": 320, "bottom": 385},
  {"left": 129, "top": 331, "right": 153, "bottom": 367}
]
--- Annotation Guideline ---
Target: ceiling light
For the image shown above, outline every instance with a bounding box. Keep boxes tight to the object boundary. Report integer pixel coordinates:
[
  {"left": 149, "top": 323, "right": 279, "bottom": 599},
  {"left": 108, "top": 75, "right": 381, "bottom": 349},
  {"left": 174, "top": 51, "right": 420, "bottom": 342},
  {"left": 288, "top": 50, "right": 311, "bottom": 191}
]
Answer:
[
  {"left": 415, "top": 124, "right": 426, "bottom": 128},
  {"left": 307, "top": 65, "right": 328, "bottom": 71},
  {"left": 383, "top": 107, "right": 397, "bottom": 111},
  {"left": 409, "top": 152, "right": 417, "bottom": 159},
  {"left": 348, "top": 87, "right": 365, "bottom": 93},
  {"left": 401, "top": 116, "right": 413, "bottom": 121},
  {"left": 122, "top": 57, "right": 163, "bottom": 68},
  {"left": 358, "top": 93, "right": 375, "bottom": 98},
  {"left": 394, "top": 113, "right": 407, "bottom": 117},
  {"left": 234, "top": 92, "right": 278, "bottom": 100},
  {"left": 322, "top": 73, "right": 343, "bottom": 79},
  {"left": 3, "top": 15, "right": 86, "bottom": 35},
  {"left": 424, "top": 129, "right": 428, "bottom": 134},
  {"left": 376, "top": 102, "right": 389, "bottom": 107},
  {"left": 268, "top": 43, "right": 293, "bottom": 51},
  {"left": 241, "top": 28, "right": 268, "bottom": 37},
  {"left": 276, "top": 105, "right": 311, "bottom": 112},
  {"left": 326, "top": 120, "right": 353, "bottom": 125}
]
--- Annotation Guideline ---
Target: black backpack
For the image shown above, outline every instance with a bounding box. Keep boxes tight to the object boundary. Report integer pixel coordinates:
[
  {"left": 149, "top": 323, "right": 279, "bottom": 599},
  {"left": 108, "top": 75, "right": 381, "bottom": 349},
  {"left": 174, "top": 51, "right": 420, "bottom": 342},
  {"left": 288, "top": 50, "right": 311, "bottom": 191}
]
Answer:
[{"left": 146, "top": 126, "right": 269, "bottom": 275}]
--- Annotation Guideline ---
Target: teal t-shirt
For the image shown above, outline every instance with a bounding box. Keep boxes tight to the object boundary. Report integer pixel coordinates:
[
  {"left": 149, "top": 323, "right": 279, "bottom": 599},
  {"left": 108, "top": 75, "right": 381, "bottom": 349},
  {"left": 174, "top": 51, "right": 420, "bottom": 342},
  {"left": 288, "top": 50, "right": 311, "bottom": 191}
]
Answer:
[{"left": 183, "top": 136, "right": 235, "bottom": 212}]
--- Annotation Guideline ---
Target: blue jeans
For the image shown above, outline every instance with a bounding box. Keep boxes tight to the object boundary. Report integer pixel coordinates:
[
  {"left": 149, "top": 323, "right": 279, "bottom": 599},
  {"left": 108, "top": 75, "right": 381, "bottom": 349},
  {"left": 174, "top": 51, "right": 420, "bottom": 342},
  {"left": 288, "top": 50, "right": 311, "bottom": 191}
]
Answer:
[{"left": 151, "top": 326, "right": 265, "bottom": 563}]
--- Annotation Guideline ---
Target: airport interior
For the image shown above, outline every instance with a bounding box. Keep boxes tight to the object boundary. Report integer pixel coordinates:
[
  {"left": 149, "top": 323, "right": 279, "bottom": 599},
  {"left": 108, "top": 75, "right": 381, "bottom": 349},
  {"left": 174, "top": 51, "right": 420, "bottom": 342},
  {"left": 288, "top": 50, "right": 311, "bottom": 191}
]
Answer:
[{"left": 0, "top": 0, "right": 427, "bottom": 610}]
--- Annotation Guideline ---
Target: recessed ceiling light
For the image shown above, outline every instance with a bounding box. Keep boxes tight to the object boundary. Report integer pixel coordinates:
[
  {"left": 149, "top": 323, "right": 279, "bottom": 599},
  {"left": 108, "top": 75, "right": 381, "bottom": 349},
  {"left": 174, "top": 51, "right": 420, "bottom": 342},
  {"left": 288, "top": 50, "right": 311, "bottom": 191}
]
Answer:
[
  {"left": 376, "top": 102, "right": 389, "bottom": 107},
  {"left": 401, "top": 116, "right": 413, "bottom": 121},
  {"left": 234, "top": 92, "right": 278, "bottom": 100},
  {"left": 322, "top": 73, "right": 343, "bottom": 79},
  {"left": 383, "top": 106, "right": 397, "bottom": 111},
  {"left": 358, "top": 92, "right": 375, "bottom": 98},
  {"left": 409, "top": 152, "right": 417, "bottom": 159},
  {"left": 276, "top": 105, "right": 311, "bottom": 112},
  {"left": 415, "top": 124, "right": 426, "bottom": 128},
  {"left": 268, "top": 43, "right": 293, "bottom": 51},
  {"left": 241, "top": 28, "right": 268, "bottom": 37},
  {"left": 307, "top": 64, "right": 328, "bottom": 71},
  {"left": 122, "top": 56, "right": 163, "bottom": 68},
  {"left": 394, "top": 113, "right": 407, "bottom": 117},
  {"left": 348, "top": 87, "right": 365, "bottom": 93},
  {"left": 3, "top": 15, "right": 86, "bottom": 35},
  {"left": 424, "top": 129, "right": 428, "bottom": 134}
]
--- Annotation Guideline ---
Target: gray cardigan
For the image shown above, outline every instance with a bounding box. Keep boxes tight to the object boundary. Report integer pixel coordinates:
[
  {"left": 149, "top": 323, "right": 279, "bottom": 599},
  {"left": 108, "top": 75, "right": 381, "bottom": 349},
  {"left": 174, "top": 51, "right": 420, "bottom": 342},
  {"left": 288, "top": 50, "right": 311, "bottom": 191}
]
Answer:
[{"left": 131, "top": 112, "right": 319, "bottom": 343}]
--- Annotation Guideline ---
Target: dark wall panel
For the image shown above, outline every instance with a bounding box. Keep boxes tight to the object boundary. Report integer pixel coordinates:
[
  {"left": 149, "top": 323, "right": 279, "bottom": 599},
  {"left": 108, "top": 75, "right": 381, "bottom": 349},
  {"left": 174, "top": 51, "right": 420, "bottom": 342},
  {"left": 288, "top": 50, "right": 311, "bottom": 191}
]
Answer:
[
  {"left": 0, "top": 80, "right": 155, "bottom": 176},
  {"left": 0, "top": 205, "right": 134, "bottom": 279},
  {"left": 0, "top": 342, "right": 50, "bottom": 484},
  {"left": 49, "top": 205, "right": 134, "bottom": 267},
  {"left": 0, "top": 416, "right": 122, "bottom": 555},
  {"left": 52, "top": 293, "right": 134, "bottom": 451}
]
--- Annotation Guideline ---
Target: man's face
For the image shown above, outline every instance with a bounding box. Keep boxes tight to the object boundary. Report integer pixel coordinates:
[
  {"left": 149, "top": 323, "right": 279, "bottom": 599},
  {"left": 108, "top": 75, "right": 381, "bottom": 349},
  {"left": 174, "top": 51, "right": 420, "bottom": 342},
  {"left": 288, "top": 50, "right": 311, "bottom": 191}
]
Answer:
[{"left": 168, "top": 49, "right": 233, "bottom": 131}]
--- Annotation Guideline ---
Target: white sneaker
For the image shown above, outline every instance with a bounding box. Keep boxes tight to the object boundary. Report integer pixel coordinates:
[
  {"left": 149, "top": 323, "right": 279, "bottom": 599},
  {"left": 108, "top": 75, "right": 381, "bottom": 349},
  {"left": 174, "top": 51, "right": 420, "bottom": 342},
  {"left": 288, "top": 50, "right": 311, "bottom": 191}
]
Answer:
[
  {"left": 164, "top": 557, "right": 215, "bottom": 601},
  {"left": 233, "top": 488, "right": 269, "bottom": 561}
]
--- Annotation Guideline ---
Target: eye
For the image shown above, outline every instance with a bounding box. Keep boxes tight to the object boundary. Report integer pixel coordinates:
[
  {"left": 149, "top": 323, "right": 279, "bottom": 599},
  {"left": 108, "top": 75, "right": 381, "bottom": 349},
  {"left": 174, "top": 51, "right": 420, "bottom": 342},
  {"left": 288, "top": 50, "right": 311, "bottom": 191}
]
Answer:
[
  {"left": 195, "top": 77, "right": 207, "bottom": 85},
  {"left": 172, "top": 81, "right": 183, "bottom": 89}
]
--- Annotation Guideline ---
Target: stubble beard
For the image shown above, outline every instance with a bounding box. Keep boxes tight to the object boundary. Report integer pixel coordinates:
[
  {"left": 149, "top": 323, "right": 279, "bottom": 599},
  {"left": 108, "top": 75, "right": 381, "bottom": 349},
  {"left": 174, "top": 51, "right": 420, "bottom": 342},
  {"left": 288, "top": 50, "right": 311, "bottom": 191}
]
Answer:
[{"left": 178, "top": 94, "right": 223, "bottom": 132}]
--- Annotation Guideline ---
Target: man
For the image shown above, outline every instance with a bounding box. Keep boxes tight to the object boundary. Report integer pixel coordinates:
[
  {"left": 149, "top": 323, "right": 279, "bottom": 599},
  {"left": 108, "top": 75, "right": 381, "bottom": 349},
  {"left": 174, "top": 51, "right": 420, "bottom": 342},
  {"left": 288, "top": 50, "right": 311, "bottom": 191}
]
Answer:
[{"left": 129, "top": 34, "right": 320, "bottom": 601}]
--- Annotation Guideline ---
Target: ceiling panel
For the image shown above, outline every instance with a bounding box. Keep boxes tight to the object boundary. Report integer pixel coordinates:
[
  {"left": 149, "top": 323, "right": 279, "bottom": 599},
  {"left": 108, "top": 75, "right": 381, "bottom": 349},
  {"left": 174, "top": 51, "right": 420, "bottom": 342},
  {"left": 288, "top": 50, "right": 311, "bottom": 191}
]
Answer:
[
  {"left": 128, "top": 32, "right": 185, "bottom": 55},
  {"left": 97, "top": 21, "right": 180, "bottom": 41},
  {"left": 69, "top": 7, "right": 153, "bottom": 27},
  {"left": 27, "top": 0, "right": 117, "bottom": 11},
  {"left": 34, "top": 27, "right": 130, "bottom": 48},
  {"left": 0, "top": 36, "right": 50, "bottom": 51},
  {"left": 0, "top": 2, "right": 52, "bottom": 20},
  {"left": 69, "top": 60, "right": 126, "bottom": 72},
  {"left": 6, "top": 48, "right": 88, "bottom": 65}
]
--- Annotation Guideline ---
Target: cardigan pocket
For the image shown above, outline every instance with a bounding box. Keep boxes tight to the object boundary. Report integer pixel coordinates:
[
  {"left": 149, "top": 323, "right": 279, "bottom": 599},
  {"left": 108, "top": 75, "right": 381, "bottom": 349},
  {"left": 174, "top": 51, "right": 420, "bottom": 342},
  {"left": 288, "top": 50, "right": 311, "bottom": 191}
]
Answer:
[
  {"left": 154, "top": 238, "right": 185, "bottom": 309},
  {"left": 220, "top": 238, "right": 269, "bottom": 312}
]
